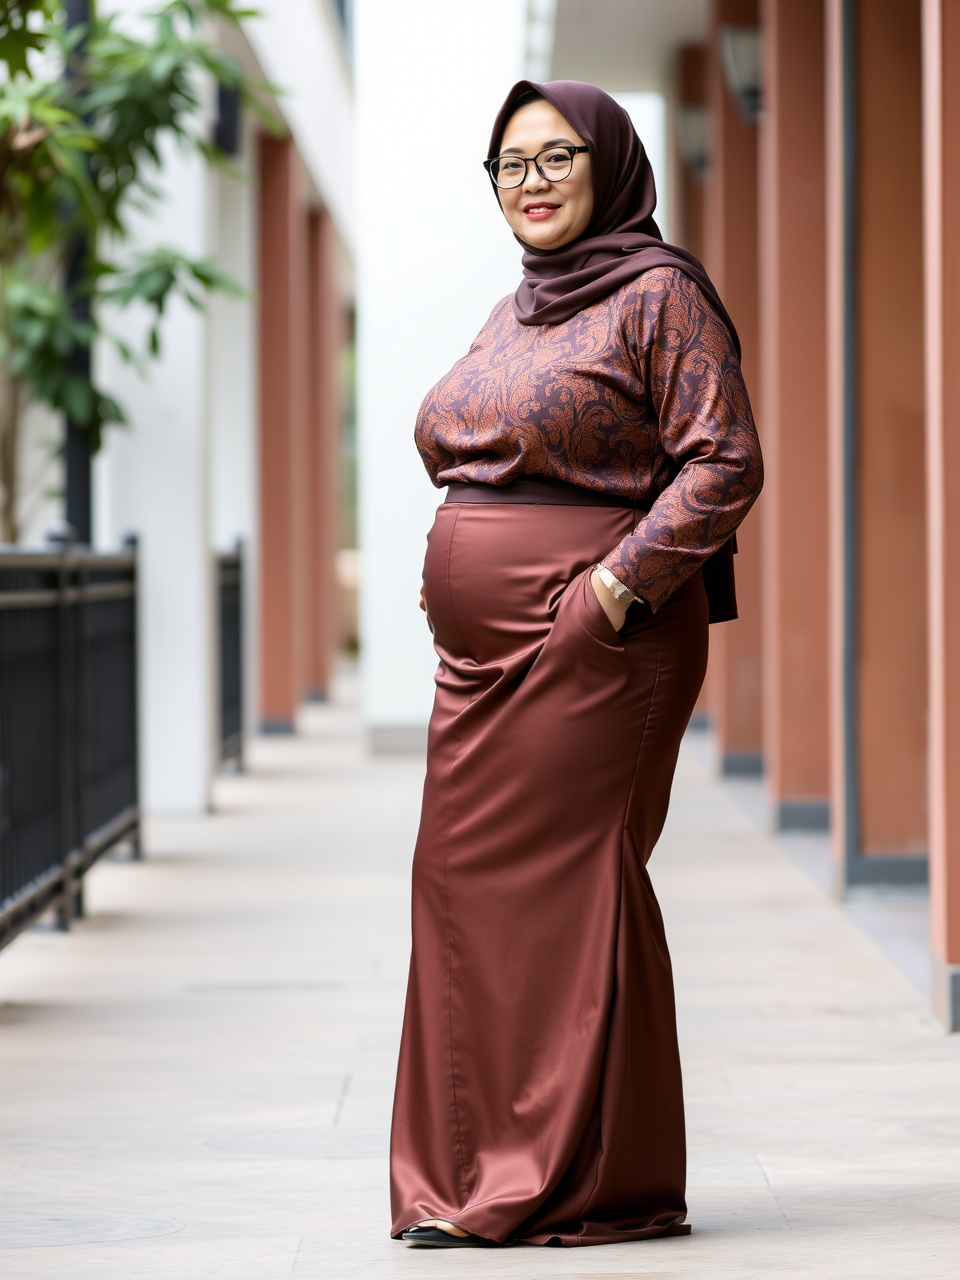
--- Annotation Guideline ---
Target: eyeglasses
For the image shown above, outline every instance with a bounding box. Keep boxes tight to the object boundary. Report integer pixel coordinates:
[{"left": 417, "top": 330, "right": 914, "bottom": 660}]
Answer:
[{"left": 483, "top": 145, "right": 589, "bottom": 190}]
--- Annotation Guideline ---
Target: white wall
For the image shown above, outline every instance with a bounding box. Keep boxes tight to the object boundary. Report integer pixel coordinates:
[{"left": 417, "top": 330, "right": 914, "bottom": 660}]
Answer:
[
  {"left": 355, "top": 0, "right": 528, "bottom": 741},
  {"left": 17, "top": 401, "right": 61, "bottom": 547},
  {"left": 244, "top": 0, "right": 355, "bottom": 251},
  {"left": 615, "top": 92, "right": 671, "bottom": 240}
]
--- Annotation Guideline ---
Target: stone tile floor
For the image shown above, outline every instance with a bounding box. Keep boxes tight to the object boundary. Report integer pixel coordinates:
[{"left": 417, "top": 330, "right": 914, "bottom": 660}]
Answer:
[{"left": 0, "top": 669, "right": 958, "bottom": 1277}]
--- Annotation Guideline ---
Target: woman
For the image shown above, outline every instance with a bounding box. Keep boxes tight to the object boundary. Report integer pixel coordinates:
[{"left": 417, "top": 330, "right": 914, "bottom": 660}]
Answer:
[{"left": 390, "top": 79, "right": 762, "bottom": 1249}]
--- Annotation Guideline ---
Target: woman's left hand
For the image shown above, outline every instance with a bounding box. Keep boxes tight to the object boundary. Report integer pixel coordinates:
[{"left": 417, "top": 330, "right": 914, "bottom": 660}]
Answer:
[
  {"left": 590, "top": 569, "right": 629, "bottom": 632},
  {"left": 419, "top": 584, "right": 435, "bottom": 634}
]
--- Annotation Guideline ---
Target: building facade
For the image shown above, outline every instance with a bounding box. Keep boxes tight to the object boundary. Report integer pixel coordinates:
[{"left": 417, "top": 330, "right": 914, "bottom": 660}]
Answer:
[
  {"left": 549, "top": 0, "right": 960, "bottom": 1029},
  {"left": 662, "top": 0, "right": 960, "bottom": 1031},
  {"left": 84, "top": 0, "right": 355, "bottom": 812},
  {"left": 356, "top": 0, "right": 960, "bottom": 1032}
]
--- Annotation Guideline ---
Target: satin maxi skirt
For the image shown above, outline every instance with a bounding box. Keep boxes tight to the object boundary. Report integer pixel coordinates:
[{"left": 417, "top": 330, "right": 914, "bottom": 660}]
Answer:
[{"left": 390, "top": 484, "right": 709, "bottom": 1246}]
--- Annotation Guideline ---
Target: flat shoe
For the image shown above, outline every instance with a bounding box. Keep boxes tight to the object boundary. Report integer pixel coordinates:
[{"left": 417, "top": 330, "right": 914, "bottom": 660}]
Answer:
[{"left": 401, "top": 1225, "right": 494, "bottom": 1247}]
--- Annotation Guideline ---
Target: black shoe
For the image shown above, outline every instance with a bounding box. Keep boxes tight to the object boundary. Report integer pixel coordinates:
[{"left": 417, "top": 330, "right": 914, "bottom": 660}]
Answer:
[{"left": 401, "top": 1225, "right": 494, "bottom": 1248}]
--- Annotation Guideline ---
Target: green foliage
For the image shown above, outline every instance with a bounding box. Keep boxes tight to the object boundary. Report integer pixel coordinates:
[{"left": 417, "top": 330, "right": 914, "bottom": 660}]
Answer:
[
  {"left": 0, "top": 0, "right": 280, "bottom": 535},
  {"left": 103, "top": 244, "right": 248, "bottom": 359},
  {"left": 72, "top": 1, "right": 278, "bottom": 237},
  {"left": 0, "top": 2, "right": 57, "bottom": 79},
  {"left": 0, "top": 270, "right": 124, "bottom": 448}
]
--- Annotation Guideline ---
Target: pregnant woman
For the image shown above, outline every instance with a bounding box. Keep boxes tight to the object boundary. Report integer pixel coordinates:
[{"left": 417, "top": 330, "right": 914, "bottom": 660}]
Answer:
[{"left": 390, "top": 79, "right": 763, "bottom": 1249}]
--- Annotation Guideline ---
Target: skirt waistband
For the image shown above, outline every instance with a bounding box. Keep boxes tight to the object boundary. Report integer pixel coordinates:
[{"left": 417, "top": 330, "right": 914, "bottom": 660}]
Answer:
[{"left": 444, "top": 478, "right": 649, "bottom": 511}]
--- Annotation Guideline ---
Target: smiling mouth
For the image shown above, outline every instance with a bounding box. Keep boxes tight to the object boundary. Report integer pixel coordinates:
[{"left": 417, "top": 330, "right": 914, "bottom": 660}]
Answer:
[{"left": 523, "top": 203, "right": 560, "bottom": 215}]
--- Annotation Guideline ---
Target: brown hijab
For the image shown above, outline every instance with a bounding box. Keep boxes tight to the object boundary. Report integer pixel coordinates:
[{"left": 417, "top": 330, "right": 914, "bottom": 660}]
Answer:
[{"left": 489, "top": 79, "right": 740, "bottom": 358}]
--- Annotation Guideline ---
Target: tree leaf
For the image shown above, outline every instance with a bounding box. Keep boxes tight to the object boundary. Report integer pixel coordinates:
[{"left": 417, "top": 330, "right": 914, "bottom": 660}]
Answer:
[{"left": 0, "top": 0, "right": 270, "bottom": 475}]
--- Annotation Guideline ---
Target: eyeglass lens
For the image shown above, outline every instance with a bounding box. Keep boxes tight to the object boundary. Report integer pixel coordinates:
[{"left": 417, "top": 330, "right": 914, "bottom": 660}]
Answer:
[{"left": 491, "top": 148, "right": 576, "bottom": 189}]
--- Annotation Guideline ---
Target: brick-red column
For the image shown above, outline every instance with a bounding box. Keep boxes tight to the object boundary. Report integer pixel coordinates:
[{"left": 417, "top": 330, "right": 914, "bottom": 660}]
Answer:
[
  {"left": 758, "top": 0, "right": 830, "bottom": 829},
  {"left": 702, "top": 0, "right": 763, "bottom": 775},
  {"left": 306, "top": 208, "right": 343, "bottom": 699},
  {"left": 675, "top": 44, "right": 711, "bottom": 729},
  {"left": 856, "top": 2, "right": 926, "bottom": 860},
  {"left": 258, "top": 135, "right": 310, "bottom": 730},
  {"left": 825, "top": 0, "right": 927, "bottom": 892},
  {"left": 923, "top": 0, "right": 960, "bottom": 1028}
]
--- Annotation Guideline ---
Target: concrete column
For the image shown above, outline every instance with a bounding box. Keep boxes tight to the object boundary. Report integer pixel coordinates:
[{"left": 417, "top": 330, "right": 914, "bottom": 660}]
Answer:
[
  {"left": 757, "top": 0, "right": 829, "bottom": 830},
  {"left": 208, "top": 120, "right": 260, "bottom": 745},
  {"left": 257, "top": 135, "right": 311, "bottom": 731},
  {"left": 702, "top": 0, "right": 763, "bottom": 776},
  {"left": 922, "top": 0, "right": 960, "bottom": 1030},
  {"left": 306, "top": 208, "right": 343, "bottom": 700},
  {"left": 93, "top": 138, "right": 215, "bottom": 812},
  {"left": 825, "top": 0, "right": 927, "bottom": 889}
]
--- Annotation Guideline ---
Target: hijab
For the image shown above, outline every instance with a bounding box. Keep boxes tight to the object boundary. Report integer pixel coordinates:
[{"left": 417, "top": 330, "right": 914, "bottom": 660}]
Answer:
[{"left": 488, "top": 79, "right": 740, "bottom": 357}]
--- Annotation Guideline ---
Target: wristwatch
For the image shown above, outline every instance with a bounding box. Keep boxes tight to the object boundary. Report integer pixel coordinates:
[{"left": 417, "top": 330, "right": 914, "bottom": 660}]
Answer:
[{"left": 594, "top": 563, "right": 638, "bottom": 606}]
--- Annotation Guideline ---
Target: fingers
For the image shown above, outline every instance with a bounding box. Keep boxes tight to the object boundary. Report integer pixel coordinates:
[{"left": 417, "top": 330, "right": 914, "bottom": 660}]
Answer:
[{"left": 419, "top": 588, "right": 434, "bottom": 633}]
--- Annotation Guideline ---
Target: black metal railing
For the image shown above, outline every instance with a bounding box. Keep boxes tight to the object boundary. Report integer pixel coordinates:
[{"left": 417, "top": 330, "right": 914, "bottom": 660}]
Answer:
[
  {"left": 217, "top": 546, "right": 243, "bottom": 767},
  {"left": 0, "top": 537, "right": 140, "bottom": 952}
]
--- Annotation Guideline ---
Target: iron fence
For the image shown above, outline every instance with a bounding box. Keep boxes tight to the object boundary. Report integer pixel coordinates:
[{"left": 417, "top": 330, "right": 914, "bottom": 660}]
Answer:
[
  {"left": 217, "top": 547, "right": 243, "bottom": 767},
  {"left": 0, "top": 537, "right": 140, "bottom": 952}
]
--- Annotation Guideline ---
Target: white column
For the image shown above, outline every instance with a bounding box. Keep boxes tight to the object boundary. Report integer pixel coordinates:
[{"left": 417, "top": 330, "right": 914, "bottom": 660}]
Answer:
[
  {"left": 354, "top": 0, "right": 529, "bottom": 747},
  {"left": 94, "top": 135, "right": 216, "bottom": 813},
  {"left": 208, "top": 121, "right": 261, "bottom": 743}
]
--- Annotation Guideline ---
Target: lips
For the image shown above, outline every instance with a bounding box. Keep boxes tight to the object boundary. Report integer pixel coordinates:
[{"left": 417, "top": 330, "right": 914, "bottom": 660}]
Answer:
[{"left": 523, "top": 202, "right": 560, "bottom": 222}]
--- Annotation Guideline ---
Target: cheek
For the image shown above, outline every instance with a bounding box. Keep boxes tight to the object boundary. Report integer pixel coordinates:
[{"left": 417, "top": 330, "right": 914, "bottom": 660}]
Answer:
[
  {"left": 574, "top": 187, "right": 594, "bottom": 232},
  {"left": 500, "top": 192, "right": 523, "bottom": 227}
]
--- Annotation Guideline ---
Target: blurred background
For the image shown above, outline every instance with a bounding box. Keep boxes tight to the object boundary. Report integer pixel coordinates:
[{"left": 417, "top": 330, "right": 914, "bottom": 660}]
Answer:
[{"left": 1, "top": 0, "right": 958, "bottom": 1038}]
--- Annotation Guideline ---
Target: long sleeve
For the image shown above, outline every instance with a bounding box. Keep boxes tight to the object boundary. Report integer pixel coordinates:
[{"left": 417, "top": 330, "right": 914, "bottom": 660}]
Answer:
[{"left": 599, "top": 268, "right": 763, "bottom": 610}]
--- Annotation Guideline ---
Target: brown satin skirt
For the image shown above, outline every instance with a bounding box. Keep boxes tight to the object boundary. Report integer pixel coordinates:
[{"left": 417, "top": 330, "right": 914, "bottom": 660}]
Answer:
[{"left": 389, "top": 485, "right": 709, "bottom": 1247}]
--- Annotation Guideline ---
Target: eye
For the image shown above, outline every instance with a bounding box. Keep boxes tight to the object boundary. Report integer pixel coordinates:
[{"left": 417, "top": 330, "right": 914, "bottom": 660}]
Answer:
[{"left": 498, "top": 158, "right": 524, "bottom": 173}]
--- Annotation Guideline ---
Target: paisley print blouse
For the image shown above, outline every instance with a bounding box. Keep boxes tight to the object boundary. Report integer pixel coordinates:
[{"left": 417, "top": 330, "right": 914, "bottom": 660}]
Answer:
[{"left": 414, "top": 265, "right": 763, "bottom": 611}]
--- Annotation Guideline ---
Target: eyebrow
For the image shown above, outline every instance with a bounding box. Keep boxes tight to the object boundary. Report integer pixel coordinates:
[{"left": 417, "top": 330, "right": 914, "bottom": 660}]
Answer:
[{"left": 499, "top": 137, "right": 576, "bottom": 155}]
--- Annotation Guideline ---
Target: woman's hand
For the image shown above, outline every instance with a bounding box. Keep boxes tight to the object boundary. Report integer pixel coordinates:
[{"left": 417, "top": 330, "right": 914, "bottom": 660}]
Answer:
[
  {"left": 419, "top": 584, "right": 434, "bottom": 634},
  {"left": 590, "top": 568, "right": 629, "bottom": 632}
]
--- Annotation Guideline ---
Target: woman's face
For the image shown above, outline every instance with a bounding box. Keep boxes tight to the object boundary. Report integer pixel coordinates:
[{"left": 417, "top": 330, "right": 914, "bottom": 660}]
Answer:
[{"left": 495, "top": 99, "right": 594, "bottom": 251}]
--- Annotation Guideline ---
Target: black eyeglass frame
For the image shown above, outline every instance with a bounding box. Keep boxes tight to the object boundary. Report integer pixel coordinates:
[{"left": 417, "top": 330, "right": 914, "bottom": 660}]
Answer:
[{"left": 483, "top": 144, "right": 589, "bottom": 189}]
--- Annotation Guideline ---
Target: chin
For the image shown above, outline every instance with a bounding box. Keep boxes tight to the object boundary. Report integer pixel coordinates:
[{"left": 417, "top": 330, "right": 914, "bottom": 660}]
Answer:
[{"left": 522, "top": 225, "right": 570, "bottom": 250}]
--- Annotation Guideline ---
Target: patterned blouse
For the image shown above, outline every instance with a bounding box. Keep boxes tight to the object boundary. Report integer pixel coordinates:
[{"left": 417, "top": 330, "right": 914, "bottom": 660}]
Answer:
[{"left": 414, "top": 266, "right": 763, "bottom": 611}]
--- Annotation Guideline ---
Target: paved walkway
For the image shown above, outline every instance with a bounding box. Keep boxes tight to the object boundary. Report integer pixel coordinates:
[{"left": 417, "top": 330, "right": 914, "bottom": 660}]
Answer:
[{"left": 1, "top": 669, "right": 958, "bottom": 1278}]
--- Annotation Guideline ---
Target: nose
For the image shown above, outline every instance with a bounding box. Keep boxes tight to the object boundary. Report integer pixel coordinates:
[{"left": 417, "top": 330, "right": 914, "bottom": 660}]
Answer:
[{"left": 521, "top": 159, "right": 550, "bottom": 192}]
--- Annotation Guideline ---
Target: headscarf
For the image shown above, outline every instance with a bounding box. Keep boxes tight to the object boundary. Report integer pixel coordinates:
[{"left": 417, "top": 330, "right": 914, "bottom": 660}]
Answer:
[{"left": 488, "top": 79, "right": 740, "bottom": 356}]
